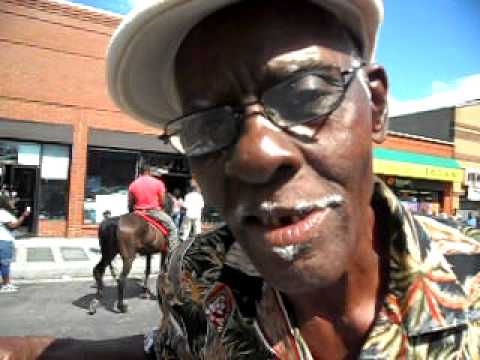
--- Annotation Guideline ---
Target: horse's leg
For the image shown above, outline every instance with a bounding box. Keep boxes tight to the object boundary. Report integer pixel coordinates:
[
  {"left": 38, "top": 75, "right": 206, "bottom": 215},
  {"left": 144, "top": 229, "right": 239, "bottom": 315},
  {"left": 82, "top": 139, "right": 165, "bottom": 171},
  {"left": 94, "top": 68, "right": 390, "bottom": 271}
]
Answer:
[
  {"left": 140, "top": 254, "right": 152, "bottom": 299},
  {"left": 109, "top": 263, "right": 117, "bottom": 281},
  {"left": 117, "top": 256, "right": 133, "bottom": 313},
  {"left": 89, "top": 256, "right": 108, "bottom": 314}
]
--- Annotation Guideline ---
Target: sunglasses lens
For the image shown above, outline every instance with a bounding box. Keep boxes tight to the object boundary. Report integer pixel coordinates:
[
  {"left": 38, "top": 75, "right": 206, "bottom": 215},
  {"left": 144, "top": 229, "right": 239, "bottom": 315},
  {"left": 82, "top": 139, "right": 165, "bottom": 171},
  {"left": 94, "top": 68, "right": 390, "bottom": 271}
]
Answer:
[
  {"left": 173, "top": 107, "right": 238, "bottom": 157},
  {"left": 263, "top": 72, "right": 343, "bottom": 127}
]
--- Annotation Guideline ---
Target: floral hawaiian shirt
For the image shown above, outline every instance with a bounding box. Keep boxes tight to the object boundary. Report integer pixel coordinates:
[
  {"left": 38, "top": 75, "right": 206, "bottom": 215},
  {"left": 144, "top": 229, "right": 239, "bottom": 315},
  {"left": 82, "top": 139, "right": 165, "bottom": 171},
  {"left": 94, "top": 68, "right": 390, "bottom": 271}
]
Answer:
[{"left": 153, "top": 180, "right": 480, "bottom": 359}]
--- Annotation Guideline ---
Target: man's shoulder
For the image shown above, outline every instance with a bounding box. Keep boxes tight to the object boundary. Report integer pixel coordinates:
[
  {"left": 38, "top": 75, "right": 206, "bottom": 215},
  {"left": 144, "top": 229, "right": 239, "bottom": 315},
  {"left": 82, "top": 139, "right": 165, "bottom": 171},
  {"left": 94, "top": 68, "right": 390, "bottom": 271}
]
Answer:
[
  {"left": 146, "top": 175, "right": 165, "bottom": 187},
  {"left": 129, "top": 177, "right": 140, "bottom": 188},
  {"left": 130, "top": 175, "right": 164, "bottom": 188},
  {"left": 414, "top": 215, "right": 480, "bottom": 256},
  {"left": 169, "top": 226, "right": 233, "bottom": 277},
  {"left": 159, "top": 227, "right": 270, "bottom": 358},
  {"left": 414, "top": 215, "right": 480, "bottom": 286}
]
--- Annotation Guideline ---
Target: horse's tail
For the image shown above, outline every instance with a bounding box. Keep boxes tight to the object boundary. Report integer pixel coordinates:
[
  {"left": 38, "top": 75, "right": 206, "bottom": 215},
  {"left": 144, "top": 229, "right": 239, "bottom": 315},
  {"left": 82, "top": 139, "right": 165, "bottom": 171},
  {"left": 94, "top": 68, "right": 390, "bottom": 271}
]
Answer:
[{"left": 98, "top": 216, "right": 120, "bottom": 261}]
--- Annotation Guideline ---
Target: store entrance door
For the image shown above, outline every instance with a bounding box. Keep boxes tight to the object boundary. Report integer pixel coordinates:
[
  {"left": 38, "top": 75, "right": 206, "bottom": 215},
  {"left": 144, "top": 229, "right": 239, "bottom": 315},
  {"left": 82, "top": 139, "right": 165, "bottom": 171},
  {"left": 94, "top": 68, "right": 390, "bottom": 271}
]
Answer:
[{"left": 2, "top": 165, "right": 39, "bottom": 236}]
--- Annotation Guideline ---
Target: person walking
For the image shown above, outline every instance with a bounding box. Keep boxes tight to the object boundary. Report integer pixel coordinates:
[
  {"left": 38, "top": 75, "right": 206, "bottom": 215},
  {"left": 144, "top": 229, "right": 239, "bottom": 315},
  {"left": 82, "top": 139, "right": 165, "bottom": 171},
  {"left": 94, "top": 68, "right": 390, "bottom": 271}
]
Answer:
[
  {"left": 180, "top": 184, "right": 204, "bottom": 241},
  {"left": 170, "top": 188, "right": 184, "bottom": 229},
  {"left": 0, "top": 195, "right": 30, "bottom": 293}
]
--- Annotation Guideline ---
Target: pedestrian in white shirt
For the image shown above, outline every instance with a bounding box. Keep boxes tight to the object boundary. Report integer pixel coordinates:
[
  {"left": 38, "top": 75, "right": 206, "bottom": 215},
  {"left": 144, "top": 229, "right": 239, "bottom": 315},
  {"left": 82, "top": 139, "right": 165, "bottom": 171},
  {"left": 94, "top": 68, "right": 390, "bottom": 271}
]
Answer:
[
  {"left": 0, "top": 195, "right": 30, "bottom": 293},
  {"left": 180, "top": 185, "right": 204, "bottom": 241}
]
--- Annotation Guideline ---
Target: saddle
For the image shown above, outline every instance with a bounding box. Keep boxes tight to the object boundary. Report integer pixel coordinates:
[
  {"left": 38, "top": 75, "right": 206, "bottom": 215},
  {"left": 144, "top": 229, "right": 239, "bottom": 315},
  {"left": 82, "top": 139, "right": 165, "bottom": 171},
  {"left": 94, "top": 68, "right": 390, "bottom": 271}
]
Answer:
[{"left": 134, "top": 210, "right": 169, "bottom": 236}]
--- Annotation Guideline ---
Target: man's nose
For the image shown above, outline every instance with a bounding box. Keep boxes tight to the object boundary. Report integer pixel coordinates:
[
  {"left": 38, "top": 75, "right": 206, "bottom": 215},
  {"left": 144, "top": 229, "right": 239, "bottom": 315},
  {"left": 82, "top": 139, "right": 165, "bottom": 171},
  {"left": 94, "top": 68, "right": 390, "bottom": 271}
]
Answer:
[{"left": 224, "top": 111, "right": 302, "bottom": 184}]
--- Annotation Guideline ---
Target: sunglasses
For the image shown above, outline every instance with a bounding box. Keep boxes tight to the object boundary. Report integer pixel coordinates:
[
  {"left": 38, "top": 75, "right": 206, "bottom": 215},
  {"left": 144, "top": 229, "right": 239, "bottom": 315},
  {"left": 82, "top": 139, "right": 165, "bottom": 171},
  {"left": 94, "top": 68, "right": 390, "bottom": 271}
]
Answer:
[{"left": 164, "top": 61, "right": 366, "bottom": 157}]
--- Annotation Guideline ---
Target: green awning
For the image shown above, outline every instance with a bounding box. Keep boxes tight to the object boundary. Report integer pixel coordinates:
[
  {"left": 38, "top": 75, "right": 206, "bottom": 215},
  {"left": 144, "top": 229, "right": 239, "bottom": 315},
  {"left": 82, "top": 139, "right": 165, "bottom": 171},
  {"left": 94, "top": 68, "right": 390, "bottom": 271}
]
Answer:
[
  {"left": 374, "top": 148, "right": 461, "bottom": 168},
  {"left": 373, "top": 148, "right": 463, "bottom": 183}
]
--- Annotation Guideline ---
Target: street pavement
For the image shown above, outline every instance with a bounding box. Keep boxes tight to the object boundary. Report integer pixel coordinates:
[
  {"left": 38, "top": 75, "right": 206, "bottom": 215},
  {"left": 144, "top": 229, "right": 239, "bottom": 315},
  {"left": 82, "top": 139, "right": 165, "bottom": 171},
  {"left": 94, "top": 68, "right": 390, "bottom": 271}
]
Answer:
[
  {"left": 0, "top": 278, "right": 161, "bottom": 339},
  {"left": 1, "top": 236, "right": 163, "bottom": 339}
]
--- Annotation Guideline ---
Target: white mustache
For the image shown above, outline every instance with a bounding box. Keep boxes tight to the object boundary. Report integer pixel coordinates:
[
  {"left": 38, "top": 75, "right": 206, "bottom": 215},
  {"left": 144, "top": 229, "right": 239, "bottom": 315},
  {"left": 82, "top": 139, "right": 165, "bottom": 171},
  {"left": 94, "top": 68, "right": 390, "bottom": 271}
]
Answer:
[{"left": 260, "top": 193, "right": 344, "bottom": 213}]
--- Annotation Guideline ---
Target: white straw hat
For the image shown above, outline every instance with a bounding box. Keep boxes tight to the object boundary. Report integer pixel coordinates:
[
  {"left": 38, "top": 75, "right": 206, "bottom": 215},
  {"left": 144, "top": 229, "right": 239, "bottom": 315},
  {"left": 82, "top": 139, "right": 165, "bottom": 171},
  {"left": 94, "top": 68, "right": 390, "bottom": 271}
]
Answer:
[{"left": 107, "top": 0, "right": 384, "bottom": 128}]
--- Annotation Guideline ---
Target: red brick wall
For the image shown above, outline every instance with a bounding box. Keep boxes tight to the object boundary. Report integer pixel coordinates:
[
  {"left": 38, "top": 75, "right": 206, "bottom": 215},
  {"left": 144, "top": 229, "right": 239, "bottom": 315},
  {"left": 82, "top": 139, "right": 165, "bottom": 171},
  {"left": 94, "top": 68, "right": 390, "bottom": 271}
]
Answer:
[
  {"left": 379, "top": 133, "right": 454, "bottom": 158},
  {"left": 38, "top": 220, "right": 67, "bottom": 237},
  {"left": 0, "top": 1, "right": 165, "bottom": 237},
  {"left": 80, "top": 225, "right": 99, "bottom": 238}
]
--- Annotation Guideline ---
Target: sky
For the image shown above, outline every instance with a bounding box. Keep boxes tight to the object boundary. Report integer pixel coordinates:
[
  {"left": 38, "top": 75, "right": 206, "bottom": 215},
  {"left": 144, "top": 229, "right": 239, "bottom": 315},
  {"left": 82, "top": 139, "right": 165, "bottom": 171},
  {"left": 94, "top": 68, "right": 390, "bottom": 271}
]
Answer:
[{"left": 68, "top": 0, "right": 480, "bottom": 116}]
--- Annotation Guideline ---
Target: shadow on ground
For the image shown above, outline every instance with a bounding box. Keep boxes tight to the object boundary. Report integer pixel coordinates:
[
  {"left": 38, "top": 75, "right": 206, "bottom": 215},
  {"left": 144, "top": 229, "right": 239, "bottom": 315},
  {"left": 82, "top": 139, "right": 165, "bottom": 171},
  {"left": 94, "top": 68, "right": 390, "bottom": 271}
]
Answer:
[
  {"left": 37, "top": 334, "right": 146, "bottom": 359},
  {"left": 72, "top": 278, "right": 156, "bottom": 313}
]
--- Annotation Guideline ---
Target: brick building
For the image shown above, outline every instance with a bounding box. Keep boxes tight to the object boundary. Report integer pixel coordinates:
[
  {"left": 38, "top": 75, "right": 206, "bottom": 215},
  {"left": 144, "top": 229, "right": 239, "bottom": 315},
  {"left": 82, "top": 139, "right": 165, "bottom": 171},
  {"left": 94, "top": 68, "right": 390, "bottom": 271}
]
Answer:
[
  {"left": 0, "top": 0, "right": 188, "bottom": 237},
  {"left": 387, "top": 109, "right": 464, "bottom": 216}
]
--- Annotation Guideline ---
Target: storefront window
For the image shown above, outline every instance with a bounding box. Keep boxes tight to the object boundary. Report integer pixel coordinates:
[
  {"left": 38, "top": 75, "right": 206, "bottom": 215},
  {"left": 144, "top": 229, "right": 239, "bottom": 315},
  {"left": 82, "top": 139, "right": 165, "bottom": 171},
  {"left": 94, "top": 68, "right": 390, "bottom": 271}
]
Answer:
[
  {"left": 84, "top": 148, "right": 138, "bottom": 224},
  {"left": 0, "top": 141, "right": 18, "bottom": 164},
  {"left": 39, "top": 179, "right": 68, "bottom": 219},
  {"left": 41, "top": 144, "right": 69, "bottom": 180},
  {"left": 39, "top": 144, "right": 70, "bottom": 220},
  {"left": 383, "top": 176, "right": 445, "bottom": 216},
  {"left": 0, "top": 141, "right": 40, "bottom": 166},
  {"left": 142, "top": 152, "right": 190, "bottom": 177},
  {"left": 0, "top": 141, "right": 69, "bottom": 222}
]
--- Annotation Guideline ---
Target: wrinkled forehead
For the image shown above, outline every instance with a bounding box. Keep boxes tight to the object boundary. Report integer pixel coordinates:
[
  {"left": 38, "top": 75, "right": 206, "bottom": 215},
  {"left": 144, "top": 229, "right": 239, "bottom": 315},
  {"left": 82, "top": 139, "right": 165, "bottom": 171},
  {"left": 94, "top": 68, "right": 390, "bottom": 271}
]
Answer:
[{"left": 175, "top": 1, "right": 358, "bottom": 104}]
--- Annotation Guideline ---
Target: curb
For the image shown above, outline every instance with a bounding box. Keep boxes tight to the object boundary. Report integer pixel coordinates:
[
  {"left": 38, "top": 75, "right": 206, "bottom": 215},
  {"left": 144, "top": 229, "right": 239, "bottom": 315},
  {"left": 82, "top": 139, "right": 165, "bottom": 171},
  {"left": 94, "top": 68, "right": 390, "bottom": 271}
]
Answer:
[{"left": 10, "top": 237, "right": 162, "bottom": 282}]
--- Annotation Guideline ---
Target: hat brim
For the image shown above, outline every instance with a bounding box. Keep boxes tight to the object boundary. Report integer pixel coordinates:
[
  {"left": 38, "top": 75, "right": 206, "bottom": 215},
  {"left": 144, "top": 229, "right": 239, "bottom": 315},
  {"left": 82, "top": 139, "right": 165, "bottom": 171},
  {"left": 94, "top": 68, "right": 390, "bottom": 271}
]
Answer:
[{"left": 107, "top": 0, "right": 382, "bottom": 128}]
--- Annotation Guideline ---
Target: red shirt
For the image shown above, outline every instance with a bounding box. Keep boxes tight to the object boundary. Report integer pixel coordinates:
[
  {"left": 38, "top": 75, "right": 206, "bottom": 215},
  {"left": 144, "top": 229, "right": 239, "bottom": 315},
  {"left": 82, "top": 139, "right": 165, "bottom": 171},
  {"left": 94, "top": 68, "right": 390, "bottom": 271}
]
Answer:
[{"left": 128, "top": 175, "right": 166, "bottom": 210}]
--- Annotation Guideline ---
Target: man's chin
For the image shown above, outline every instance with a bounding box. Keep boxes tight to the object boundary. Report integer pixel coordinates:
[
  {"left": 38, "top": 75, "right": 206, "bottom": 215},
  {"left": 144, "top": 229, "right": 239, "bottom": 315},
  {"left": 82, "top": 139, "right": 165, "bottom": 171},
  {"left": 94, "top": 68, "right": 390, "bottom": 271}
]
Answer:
[{"left": 251, "top": 250, "right": 345, "bottom": 295}]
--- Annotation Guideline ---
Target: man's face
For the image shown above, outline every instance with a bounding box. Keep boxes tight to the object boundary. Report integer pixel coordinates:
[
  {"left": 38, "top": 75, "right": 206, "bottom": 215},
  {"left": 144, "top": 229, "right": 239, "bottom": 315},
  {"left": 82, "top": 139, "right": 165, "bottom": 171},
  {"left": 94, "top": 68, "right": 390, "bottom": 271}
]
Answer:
[{"left": 175, "top": 1, "right": 388, "bottom": 295}]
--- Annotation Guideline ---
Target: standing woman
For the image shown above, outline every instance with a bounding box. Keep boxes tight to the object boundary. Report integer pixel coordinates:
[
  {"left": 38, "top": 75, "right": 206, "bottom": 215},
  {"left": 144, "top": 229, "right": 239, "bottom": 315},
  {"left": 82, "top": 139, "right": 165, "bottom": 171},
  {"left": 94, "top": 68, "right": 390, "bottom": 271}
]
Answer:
[{"left": 0, "top": 195, "right": 30, "bottom": 293}]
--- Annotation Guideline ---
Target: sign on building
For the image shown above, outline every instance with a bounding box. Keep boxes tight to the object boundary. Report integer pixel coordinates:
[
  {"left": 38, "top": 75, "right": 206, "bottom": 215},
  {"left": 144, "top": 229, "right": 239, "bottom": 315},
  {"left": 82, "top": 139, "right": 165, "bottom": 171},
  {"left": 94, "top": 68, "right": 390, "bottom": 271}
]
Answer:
[{"left": 465, "top": 168, "right": 480, "bottom": 201}]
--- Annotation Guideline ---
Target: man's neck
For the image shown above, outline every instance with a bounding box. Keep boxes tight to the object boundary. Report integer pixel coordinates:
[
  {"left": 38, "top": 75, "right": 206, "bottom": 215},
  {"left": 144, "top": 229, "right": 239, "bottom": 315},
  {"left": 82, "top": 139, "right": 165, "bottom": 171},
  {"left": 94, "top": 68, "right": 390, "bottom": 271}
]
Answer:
[{"left": 285, "top": 207, "right": 387, "bottom": 359}]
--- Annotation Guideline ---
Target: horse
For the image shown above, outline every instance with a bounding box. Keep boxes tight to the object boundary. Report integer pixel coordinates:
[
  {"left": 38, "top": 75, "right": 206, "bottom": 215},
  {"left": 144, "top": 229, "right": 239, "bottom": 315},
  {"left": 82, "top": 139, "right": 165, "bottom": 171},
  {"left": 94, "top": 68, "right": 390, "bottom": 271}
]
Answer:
[{"left": 89, "top": 212, "right": 169, "bottom": 314}]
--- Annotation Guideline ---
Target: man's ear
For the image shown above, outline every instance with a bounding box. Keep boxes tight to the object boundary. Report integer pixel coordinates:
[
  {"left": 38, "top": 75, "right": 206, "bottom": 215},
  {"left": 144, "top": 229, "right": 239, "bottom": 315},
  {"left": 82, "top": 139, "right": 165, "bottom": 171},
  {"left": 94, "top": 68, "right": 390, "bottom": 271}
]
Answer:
[{"left": 366, "top": 64, "right": 388, "bottom": 144}]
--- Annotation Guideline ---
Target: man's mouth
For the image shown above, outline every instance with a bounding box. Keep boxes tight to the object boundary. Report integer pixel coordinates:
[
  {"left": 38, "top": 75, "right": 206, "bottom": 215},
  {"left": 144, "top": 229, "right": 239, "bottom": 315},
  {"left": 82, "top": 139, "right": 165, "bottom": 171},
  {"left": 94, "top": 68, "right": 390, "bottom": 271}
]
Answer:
[{"left": 241, "top": 194, "right": 344, "bottom": 257}]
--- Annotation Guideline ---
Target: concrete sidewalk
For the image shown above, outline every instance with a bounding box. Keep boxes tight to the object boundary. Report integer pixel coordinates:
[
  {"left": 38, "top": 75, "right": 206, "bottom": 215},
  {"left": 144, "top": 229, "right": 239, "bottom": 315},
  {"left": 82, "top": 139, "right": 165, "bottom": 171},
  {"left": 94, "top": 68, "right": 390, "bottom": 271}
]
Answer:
[{"left": 10, "top": 237, "right": 161, "bottom": 283}]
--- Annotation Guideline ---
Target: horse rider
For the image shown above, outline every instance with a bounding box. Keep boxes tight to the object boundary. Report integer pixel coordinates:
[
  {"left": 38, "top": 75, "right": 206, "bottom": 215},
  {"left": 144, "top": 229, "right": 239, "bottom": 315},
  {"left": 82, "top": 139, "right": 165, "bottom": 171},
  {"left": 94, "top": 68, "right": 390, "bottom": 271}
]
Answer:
[{"left": 128, "top": 163, "right": 178, "bottom": 249}]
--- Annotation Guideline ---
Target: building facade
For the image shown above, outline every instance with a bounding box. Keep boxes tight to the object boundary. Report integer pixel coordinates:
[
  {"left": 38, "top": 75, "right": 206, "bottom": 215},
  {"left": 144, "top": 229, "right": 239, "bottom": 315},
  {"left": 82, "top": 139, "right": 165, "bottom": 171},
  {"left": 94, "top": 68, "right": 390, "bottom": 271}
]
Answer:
[
  {"left": 374, "top": 131, "right": 461, "bottom": 216},
  {"left": 0, "top": 0, "right": 189, "bottom": 237},
  {"left": 390, "top": 103, "right": 480, "bottom": 218},
  {"left": 454, "top": 101, "right": 480, "bottom": 217},
  {"left": 386, "top": 109, "right": 464, "bottom": 216}
]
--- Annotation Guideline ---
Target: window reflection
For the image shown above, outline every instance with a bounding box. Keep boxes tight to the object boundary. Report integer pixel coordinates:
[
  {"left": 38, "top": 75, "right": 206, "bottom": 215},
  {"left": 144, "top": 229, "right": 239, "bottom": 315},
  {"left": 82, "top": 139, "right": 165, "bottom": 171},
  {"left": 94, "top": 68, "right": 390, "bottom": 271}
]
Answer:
[{"left": 84, "top": 148, "right": 137, "bottom": 224}]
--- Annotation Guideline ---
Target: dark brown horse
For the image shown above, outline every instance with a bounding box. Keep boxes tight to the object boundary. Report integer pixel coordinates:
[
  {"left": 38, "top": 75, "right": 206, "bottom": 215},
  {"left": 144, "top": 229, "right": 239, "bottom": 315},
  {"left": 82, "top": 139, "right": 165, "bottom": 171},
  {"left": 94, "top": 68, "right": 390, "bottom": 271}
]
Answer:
[{"left": 89, "top": 212, "right": 169, "bottom": 314}]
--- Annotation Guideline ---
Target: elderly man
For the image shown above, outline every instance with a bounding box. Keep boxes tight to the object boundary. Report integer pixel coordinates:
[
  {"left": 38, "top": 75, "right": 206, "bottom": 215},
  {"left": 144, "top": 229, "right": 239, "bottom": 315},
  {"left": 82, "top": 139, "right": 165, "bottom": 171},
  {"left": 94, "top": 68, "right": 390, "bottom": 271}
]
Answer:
[
  {"left": 1, "top": 0, "right": 479, "bottom": 359},
  {"left": 107, "top": 0, "right": 480, "bottom": 358}
]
